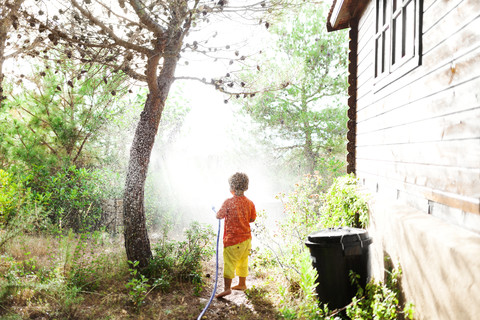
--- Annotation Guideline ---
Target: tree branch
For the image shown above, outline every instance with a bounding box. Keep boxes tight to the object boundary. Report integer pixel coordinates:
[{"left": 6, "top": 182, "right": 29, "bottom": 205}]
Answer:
[
  {"left": 128, "top": 0, "right": 167, "bottom": 37},
  {"left": 274, "top": 144, "right": 304, "bottom": 151},
  {"left": 73, "top": 132, "right": 91, "bottom": 164},
  {"left": 4, "top": 37, "right": 43, "bottom": 60},
  {"left": 70, "top": 0, "right": 152, "bottom": 55},
  {"left": 94, "top": 0, "right": 142, "bottom": 28},
  {"left": 174, "top": 75, "right": 215, "bottom": 86}
]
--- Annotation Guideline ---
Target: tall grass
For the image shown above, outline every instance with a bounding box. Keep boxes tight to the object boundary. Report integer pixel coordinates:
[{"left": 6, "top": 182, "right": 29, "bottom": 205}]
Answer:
[{"left": 0, "top": 231, "right": 128, "bottom": 319}]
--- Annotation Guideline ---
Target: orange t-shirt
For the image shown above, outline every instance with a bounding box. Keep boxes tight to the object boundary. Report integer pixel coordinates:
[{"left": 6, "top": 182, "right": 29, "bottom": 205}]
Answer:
[{"left": 217, "top": 195, "right": 256, "bottom": 247}]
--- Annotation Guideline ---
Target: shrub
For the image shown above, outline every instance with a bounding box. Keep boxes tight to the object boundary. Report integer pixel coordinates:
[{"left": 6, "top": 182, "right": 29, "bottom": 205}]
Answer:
[
  {"left": 0, "top": 169, "right": 29, "bottom": 225},
  {"left": 347, "top": 267, "right": 415, "bottom": 320},
  {"left": 25, "top": 165, "right": 104, "bottom": 232},
  {"left": 126, "top": 260, "right": 151, "bottom": 310},
  {"left": 320, "top": 173, "right": 369, "bottom": 228},
  {"left": 146, "top": 221, "right": 215, "bottom": 295},
  {"left": 0, "top": 170, "right": 45, "bottom": 249}
]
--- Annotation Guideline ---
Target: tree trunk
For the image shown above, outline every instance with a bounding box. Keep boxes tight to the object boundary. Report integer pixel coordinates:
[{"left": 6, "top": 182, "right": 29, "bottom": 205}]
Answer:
[
  {"left": 123, "top": 55, "right": 178, "bottom": 269},
  {"left": 0, "top": 0, "right": 26, "bottom": 102},
  {"left": 304, "top": 130, "right": 316, "bottom": 173},
  {"left": 0, "top": 9, "right": 8, "bottom": 102},
  {"left": 0, "top": 37, "right": 5, "bottom": 102},
  {"left": 301, "top": 85, "right": 316, "bottom": 173}
]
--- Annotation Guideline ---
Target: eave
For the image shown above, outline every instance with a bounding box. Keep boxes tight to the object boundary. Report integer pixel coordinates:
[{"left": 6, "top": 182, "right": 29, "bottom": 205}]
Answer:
[{"left": 327, "top": 0, "right": 368, "bottom": 32}]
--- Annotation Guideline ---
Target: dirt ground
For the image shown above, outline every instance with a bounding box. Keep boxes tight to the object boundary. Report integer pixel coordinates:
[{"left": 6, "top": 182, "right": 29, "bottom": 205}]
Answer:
[{"left": 194, "top": 257, "right": 279, "bottom": 320}]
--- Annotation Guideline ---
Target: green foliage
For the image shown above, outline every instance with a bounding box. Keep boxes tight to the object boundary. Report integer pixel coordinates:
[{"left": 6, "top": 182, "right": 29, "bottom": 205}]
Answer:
[
  {"left": 0, "top": 169, "right": 46, "bottom": 248},
  {"left": 270, "top": 172, "right": 367, "bottom": 254},
  {"left": 296, "top": 250, "right": 322, "bottom": 318},
  {"left": 0, "top": 53, "right": 131, "bottom": 232},
  {"left": 347, "top": 268, "right": 415, "bottom": 320},
  {"left": 315, "top": 157, "right": 347, "bottom": 190},
  {"left": 320, "top": 174, "right": 369, "bottom": 228},
  {"left": 238, "top": 2, "right": 348, "bottom": 174},
  {"left": 1, "top": 55, "right": 129, "bottom": 170},
  {"left": 278, "top": 173, "right": 325, "bottom": 234},
  {"left": 146, "top": 222, "right": 215, "bottom": 295},
  {"left": 25, "top": 165, "right": 104, "bottom": 232},
  {"left": 0, "top": 169, "right": 29, "bottom": 225},
  {"left": 126, "top": 260, "right": 151, "bottom": 310},
  {"left": 61, "top": 231, "right": 112, "bottom": 291}
]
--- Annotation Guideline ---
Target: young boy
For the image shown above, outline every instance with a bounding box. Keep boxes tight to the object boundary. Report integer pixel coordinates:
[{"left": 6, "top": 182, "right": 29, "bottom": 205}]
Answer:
[{"left": 215, "top": 172, "right": 256, "bottom": 299}]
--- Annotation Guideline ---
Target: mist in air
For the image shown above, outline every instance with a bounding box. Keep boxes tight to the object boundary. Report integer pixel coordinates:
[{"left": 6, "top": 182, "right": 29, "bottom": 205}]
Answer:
[
  {"left": 147, "top": 81, "right": 294, "bottom": 235},
  {"left": 138, "top": 15, "right": 294, "bottom": 235}
]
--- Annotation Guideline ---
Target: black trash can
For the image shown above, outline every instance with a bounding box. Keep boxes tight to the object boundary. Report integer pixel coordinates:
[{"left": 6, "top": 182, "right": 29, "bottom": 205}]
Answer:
[{"left": 305, "top": 227, "right": 372, "bottom": 310}]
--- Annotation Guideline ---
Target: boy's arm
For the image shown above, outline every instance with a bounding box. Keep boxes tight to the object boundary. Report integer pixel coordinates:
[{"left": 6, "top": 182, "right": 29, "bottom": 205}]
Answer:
[
  {"left": 249, "top": 203, "right": 256, "bottom": 222},
  {"left": 216, "top": 202, "right": 227, "bottom": 219}
]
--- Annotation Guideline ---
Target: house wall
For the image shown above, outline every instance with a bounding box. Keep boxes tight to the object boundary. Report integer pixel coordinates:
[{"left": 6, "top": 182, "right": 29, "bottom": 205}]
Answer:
[{"left": 353, "top": 0, "right": 480, "bottom": 318}]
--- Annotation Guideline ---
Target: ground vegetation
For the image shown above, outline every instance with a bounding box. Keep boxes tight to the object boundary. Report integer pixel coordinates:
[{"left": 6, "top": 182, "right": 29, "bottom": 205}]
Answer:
[{"left": 0, "top": 173, "right": 413, "bottom": 319}]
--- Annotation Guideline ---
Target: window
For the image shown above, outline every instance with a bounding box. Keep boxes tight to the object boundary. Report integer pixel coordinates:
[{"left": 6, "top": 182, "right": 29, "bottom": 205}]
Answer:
[{"left": 375, "top": 0, "right": 422, "bottom": 82}]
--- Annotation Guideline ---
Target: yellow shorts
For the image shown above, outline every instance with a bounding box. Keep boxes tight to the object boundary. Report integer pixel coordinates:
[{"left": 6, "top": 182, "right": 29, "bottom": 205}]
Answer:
[{"left": 223, "top": 238, "right": 252, "bottom": 279}]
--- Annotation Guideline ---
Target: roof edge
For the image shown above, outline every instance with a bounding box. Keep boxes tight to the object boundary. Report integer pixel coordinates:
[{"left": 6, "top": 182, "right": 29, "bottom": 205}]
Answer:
[{"left": 327, "top": 0, "right": 366, "bottom": 32}]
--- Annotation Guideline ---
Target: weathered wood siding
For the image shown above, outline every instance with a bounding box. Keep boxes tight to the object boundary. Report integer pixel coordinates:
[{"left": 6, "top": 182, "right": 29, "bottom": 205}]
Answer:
[
  {"left": 355, "top": 0, "right": 480, "bottom": 228},
  {"left": 335, "top": 1, "right": 480, "bottom": 318}
]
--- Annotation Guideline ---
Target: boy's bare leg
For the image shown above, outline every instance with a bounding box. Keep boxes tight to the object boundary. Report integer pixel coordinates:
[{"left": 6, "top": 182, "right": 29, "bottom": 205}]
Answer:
[
  {"left": 215, "top": 278, "right": 232, "bottom": 298},
  {"left": 232, "top": 276, "right": 247, "bottom": 291}
]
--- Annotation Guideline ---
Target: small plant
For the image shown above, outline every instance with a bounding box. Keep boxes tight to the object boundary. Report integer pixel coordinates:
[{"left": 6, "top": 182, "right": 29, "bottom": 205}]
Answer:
[
  {"left": 297, "top": 250, "right": 320, "bottom": 317},
  {"left": 125, "top": 260, "right": 151, "bottom": 310},
  {"left": 347, "top": 268, "right": 415, "bottom": 320}
]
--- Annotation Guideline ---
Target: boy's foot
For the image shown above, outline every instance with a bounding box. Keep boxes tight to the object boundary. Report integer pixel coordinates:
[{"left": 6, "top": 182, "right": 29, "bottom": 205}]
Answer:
[
  {"left": 232, "top": 284, "right": 247, "bottom": 291},
  {"left": 215, "top": 289, "right": 232, "bottom": 299}
]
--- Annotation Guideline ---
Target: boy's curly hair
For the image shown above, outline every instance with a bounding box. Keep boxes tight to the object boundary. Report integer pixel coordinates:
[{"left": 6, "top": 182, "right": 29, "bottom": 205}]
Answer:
[{"left": 228, "top": 172, "right": 249, "bottom": 192}]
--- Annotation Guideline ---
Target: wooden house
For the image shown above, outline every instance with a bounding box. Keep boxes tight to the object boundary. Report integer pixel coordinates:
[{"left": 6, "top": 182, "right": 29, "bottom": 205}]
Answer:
[{"left": 327, "top": 0, "right": 480, "bottom": 318}]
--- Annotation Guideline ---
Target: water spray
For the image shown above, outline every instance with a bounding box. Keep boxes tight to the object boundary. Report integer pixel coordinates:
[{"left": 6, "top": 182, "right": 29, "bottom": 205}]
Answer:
[{"left": 197, "top": 206, "right": 221, "bottom": 320}]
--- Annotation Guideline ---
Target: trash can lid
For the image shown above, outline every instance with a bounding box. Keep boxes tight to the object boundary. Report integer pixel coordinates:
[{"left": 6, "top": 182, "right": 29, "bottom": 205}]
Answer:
[{"left": 307, "top": 227, "right": 370, "bottom": 244}]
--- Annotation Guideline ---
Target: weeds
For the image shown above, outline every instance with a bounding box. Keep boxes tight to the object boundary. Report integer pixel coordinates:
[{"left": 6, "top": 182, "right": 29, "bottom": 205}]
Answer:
[
  {"left": 146, "top": 221, "right": 214, "bottom": 295},
  {"left": 126, "top": 260, "right": 151, "bottom": 310},
  {"left": 347, "top": 268, "right": 415, "bottom": 320},
  {"left": 61, "top": 231, "right": 118, "bottom": 291},
  {"left": 0, "top": 231, "right": 128, "bottom": 318}
]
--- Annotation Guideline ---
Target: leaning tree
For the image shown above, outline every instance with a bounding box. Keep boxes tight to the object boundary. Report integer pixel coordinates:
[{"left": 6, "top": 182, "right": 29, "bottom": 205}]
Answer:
[{"left": 28, "top": 0, "right": 294, "bottom": 268}]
